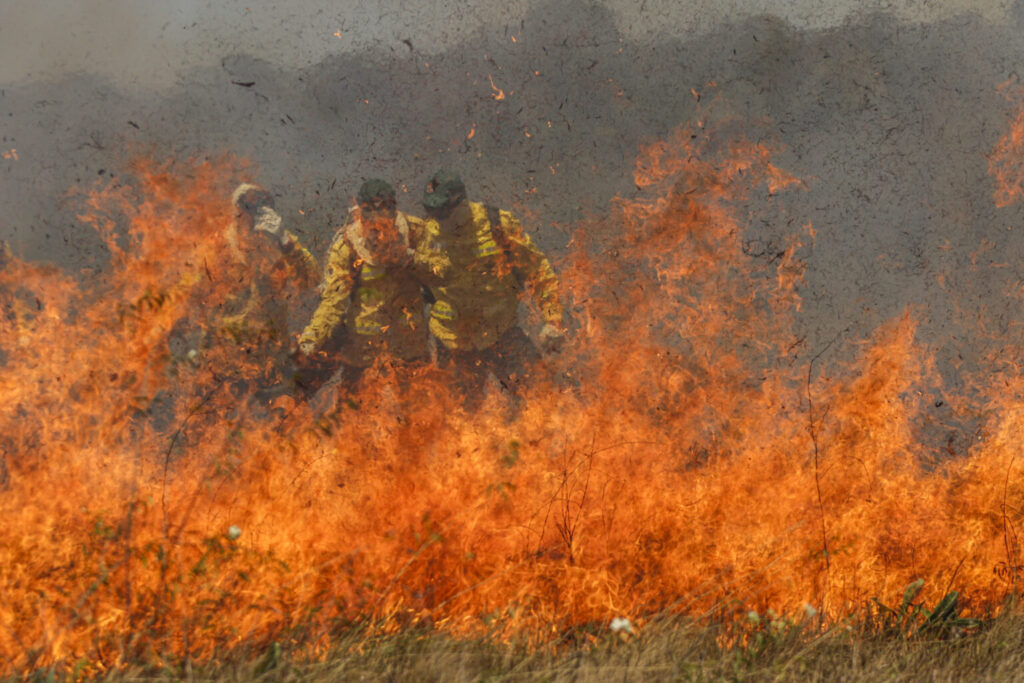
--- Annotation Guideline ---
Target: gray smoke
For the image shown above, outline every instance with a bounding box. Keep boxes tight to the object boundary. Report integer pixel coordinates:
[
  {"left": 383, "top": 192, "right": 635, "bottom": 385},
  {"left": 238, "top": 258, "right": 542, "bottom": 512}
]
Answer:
[
  {"left": 2, "top": 0, "right": 1024, "bottom": 425},
  {"left": 3, "top": 1, "right": 1006, "bottom": 88}
]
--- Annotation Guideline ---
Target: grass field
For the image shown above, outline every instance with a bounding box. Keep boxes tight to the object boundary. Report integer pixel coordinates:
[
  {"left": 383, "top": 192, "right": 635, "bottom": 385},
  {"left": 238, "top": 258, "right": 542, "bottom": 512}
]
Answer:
[{"left": 46, "top": 608, "right": 1021, "bottom": 682}]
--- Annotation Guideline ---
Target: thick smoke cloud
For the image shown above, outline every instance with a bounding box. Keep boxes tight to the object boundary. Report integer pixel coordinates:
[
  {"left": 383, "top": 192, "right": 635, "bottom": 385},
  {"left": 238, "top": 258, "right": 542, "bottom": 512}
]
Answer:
[
  {"left": 2, "top": 0, "right": 1024, "bottom": 394},
  {"left": 1, "top": 0, "right": 1007, "bottom": 87}
]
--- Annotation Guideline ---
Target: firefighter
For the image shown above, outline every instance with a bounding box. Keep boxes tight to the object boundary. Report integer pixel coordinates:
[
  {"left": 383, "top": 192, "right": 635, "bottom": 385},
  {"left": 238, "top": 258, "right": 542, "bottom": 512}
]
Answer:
[
  {"left": 420, "top": 168, "right": 565, "bottom": 402},
  {"left": 185, "top": 183, "right": 320, "bottom": 398},
  {"left": 296, "top": 179, "right": 438, "bottom": 410}
]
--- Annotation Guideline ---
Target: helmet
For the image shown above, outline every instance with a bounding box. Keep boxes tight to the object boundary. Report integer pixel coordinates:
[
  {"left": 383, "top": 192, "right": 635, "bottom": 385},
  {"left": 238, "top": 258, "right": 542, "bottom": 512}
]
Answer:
[
  {"left": 422, "top": 169, "right": 466, "bottom": 216},
  {"left": 357, "top": 178, "right": 396, "bottom": 211},
  {"left": 231, "top": 183, "right": 274, "bottom": 213}
]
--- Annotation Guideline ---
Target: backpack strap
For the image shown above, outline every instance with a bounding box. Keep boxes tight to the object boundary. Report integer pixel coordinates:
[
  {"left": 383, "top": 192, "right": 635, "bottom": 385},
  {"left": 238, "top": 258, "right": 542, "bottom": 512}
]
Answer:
[{"left": 328, "top": 224, "right": 362, "bottom": 301}]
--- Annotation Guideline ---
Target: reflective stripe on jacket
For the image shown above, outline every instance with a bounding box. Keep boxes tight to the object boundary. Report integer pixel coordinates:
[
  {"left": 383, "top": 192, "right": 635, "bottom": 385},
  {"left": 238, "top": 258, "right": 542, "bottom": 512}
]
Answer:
[
  {"left": 216, "top": 225, "right": 320, "bottom": 346},
  {"left": 425, "top": 202, "right": 562, "bottom": 351},
  {"left": 300, "top": 209, "right": 433, "bottom": 366}
]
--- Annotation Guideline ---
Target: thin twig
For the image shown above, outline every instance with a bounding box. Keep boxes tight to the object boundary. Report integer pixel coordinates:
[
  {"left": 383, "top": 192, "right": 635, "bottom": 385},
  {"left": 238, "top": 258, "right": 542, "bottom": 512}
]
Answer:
[
  {"left": 1001, "top": 452, "right": 1020, "bottom": 590},
  {"left": 806, "top": 336, "right": 840, "bottom": 611},
  {"left": 942, "top": 556, "right": 967, "bottom": 598},
  {"left": 161, "top": 377, "right": 226, "bottom": 539}
]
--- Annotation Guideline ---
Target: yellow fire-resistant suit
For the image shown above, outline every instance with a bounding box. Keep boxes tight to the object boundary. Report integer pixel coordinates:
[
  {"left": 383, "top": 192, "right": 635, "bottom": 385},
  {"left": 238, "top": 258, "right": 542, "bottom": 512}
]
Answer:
[
  {"left": 425, "top": 202, "right": 562, "bottom": 351},
  {"left": 215, "top": 225, "right": 320, "bottom": 348},
  {"left": 299, "top": 209, "right": 440, "bottom": 367}
]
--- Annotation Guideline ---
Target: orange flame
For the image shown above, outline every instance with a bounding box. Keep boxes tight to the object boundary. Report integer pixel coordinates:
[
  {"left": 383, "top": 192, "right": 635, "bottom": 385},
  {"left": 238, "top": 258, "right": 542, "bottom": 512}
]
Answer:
[{"left": 0, "top": 122, "right": 1022, "bottom": 675}]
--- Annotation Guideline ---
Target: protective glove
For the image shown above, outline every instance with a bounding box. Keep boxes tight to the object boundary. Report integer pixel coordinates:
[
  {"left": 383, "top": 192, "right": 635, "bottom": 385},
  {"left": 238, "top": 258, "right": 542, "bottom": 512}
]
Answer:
[
  {"left": 252, "top": 206, "right": 285, "bottom": 243},
  {"left": 297, "top": 336, "right": 317, "bottom": 358},
  {"left": 232, "top": 183, "right": 286, "bottom": 243},
  {"left": 538, "top": 323, "right": 565, "bottom": 354}
]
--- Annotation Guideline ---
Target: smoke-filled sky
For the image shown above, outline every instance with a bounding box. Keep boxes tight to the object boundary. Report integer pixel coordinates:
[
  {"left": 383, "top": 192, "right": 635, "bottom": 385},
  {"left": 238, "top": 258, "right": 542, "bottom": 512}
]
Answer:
[
  {"left": 3, "top": 0, "right": 1024, "bottom": 387},
  {"left": 0, "top": 0, "right": 1012, "bottom": 87}
]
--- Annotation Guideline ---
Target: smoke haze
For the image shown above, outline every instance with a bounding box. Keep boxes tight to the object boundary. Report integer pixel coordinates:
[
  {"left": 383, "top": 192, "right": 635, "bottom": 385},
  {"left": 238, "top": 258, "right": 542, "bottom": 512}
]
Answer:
[{"left": 2, "top": 0, "right": 1024, "bottom": 384}]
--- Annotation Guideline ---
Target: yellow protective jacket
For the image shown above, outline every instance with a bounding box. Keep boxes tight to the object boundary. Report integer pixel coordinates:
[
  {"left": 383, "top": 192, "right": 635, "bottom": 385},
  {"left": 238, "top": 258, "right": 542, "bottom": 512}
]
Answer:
[
  {"left": 299, "top": 209, "right": 436, "bottom": 367},
  {"left": 215, "top": 226, "right": 320, "bottom": 347},
  {"left": 425, "top": 202, "right": 562, "bottom": 351}
]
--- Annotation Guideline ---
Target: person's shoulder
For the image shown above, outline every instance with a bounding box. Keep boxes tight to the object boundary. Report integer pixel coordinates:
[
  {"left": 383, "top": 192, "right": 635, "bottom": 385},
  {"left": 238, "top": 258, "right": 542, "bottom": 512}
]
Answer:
[
  {"left": 326, "top": 222, "right": 358, "bottom": 260},
  {"left": 331, "top": 206, "right": 361, "bottom": 244},
  {"left": 401, "top": 210, "right": 427, "bottom": 227},
  {"left": 490, "top": 206, "right": 523, "bottom": 239},
  {"left": 401, "top": 211, "right": 430, "bottom": 240},
  {"left": 411, "top": 214, "right": 444, "bottom": 243}
]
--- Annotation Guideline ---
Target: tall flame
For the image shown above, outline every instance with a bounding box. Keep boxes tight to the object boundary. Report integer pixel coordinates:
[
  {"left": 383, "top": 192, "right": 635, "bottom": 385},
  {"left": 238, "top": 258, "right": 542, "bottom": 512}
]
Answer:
[{"left": 0, "top": 120, "right": 1021, "bottom": 675}]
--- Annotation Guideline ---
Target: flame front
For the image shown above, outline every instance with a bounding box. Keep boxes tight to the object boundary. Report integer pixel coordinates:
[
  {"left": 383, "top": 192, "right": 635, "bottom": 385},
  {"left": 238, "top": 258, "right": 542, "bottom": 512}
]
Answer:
[{"left": 1, "top": 122, "right": 1021, "bottom": 675}]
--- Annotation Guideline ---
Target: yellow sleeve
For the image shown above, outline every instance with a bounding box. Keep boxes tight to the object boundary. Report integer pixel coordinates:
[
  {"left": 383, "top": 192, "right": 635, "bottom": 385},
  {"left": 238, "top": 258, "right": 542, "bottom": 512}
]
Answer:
[
  {"left": 299, "top": 233, "right": 356, "bottom": 351},
  {"left": 280, "top": 230, "right": 321, "bottom": 287},
  {"left": 410, "top": 218, "right": 451, "bottom": 287},
  {"left": 498, "top": 211, "right": 563, "bottom": 325},
  {"left": 219, "top": 282, "right": 261, "bottom": 340},
  {"left": 404, "top": 213, "right": 428, "bottom": 250}
]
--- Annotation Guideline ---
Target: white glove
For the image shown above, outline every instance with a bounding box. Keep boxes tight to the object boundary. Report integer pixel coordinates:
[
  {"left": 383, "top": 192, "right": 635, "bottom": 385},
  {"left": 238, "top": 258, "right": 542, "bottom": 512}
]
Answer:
[
  {"left": 232, "top": 183, "right": 284, "bottom": 241},
  {"left": 252, "top": 206, "right": 284, "bottom": 241},
  {"left": 298, "top": 337, "right": 317, "bottom": 357},
  {"left": 538, "top": 323, "right": 565, "bottom": 353}
]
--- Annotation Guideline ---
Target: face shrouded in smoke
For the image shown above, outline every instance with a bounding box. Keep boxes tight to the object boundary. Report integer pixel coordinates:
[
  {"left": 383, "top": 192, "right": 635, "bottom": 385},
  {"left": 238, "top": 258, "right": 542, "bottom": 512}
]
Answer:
[{"left": 356, "top": 179, "right": 408, "bottom": 266}]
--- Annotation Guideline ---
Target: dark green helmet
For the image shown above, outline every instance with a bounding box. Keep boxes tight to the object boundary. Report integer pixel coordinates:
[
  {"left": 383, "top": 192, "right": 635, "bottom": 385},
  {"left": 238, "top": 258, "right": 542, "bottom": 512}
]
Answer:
[
  {"left": 422, "top": 169, "right": 466, "bottom": 211},
  {"left": 357, "top": 178, "right": 396, "bottom": 208}
]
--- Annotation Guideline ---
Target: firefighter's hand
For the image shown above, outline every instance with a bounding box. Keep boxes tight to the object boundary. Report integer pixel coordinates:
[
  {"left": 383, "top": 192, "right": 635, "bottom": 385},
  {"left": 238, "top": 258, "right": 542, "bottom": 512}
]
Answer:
[
  {"left": 252, "top": 206, "right": 284, "bottom": 240},
  {"left": 232, "top": 184, "right": 283, "bottom": 238},
  {"left": 296, "top": 337, "right": 317, "bottom": 359},
  {"left": 538, "top": 323, "right": 565, "bottom": 354}
]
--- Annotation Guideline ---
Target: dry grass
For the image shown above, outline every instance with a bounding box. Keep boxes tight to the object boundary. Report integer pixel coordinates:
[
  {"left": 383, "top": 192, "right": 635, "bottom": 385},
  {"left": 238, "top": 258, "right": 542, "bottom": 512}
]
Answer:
[{"left": 27, "top": 610, "right": 1023, "bottom": 682}]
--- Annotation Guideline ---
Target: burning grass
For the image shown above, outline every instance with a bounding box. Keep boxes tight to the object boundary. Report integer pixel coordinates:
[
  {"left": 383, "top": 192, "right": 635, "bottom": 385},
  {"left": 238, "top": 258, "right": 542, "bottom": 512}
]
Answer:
[{"left": 1, "top": 120, "right": 1023, "bottom": 678}]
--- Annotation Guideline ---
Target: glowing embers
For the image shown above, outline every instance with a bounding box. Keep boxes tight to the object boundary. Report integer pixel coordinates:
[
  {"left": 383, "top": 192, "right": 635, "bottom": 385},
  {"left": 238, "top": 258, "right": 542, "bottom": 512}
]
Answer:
[{"left": 488, "top": 74, "right": 506, "bottom": 101}]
